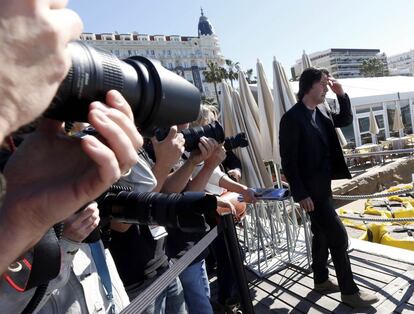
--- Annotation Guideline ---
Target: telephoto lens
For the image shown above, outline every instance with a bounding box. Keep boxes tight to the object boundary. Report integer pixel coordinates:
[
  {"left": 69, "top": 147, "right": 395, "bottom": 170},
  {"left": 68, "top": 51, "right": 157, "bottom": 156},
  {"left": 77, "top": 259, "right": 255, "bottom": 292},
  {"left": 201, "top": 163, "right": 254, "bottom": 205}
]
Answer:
[
  {"left": 45, "top": 41, "right": 201, "bottom": 137},
  {"left": 155, "top": 121, "right": 225, "bottom": 152},
  {"left": 181, "top": 121, "right": 225, "bottom": 151},
  {"left": 102, "top": 191, "right": 218, "bottom": 233},
  {"left": 224, "top": 132, "right": 249, "bottom": 151}
]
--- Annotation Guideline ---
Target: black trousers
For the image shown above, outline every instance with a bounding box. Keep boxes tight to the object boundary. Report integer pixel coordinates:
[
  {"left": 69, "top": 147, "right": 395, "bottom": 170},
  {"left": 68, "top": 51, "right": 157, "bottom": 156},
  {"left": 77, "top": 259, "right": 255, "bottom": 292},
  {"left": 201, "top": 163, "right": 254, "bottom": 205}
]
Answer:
[{"left": 309, "top": 197, "right": 359, "bottom": 295}]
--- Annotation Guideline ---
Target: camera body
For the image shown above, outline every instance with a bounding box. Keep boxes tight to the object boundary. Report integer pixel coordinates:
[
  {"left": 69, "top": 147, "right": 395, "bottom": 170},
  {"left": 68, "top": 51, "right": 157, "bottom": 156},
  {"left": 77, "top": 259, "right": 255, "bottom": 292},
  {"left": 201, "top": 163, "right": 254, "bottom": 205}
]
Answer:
[{"left": 155, "top": 121, "right": 249, "bottom": 152}]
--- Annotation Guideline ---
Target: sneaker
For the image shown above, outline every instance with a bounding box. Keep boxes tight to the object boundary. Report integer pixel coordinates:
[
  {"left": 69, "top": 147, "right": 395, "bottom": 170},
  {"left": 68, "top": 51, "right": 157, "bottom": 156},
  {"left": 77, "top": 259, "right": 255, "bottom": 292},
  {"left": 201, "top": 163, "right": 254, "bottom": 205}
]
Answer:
[
  {"left": 341, "top": 291, "right": 379, "bottom": 308},
  {"left": 314, "top": 278, "right": 340, "bottom": 292}
]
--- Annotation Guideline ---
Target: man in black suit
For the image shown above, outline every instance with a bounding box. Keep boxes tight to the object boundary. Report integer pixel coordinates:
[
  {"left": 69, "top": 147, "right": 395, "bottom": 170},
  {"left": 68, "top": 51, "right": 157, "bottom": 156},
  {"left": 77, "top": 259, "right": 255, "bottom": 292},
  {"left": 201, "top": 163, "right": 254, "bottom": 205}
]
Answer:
[{"left": 279, "top": 68, "right": 378, "bottom": 308}]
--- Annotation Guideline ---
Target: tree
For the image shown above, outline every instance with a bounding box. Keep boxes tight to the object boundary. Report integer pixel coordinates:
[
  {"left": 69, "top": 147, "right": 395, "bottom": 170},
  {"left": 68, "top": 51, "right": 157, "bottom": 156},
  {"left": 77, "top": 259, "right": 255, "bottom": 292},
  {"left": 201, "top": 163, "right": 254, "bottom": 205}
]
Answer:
[
  {"left": 201, "top": 96, "right": 218, "bottom": 108},
  {"left": 203, "top": 61, "right": 224, "bottom": 109},
  {"left": 224, "top": 59, "right": 240, "bottom": 88},
  {"left": 245, "top": 68, "right": 257, "bottom": 84},
  {"left": 360, "top": 58, "right": 388, "bottom": 77}
]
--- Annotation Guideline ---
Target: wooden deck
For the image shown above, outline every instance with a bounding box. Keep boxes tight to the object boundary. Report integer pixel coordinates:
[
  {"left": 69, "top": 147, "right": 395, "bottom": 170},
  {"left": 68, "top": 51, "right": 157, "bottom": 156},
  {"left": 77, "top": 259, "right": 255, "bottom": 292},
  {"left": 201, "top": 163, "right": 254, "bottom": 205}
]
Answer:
[
  {"left": 249, "top": 241, "right": 414, "bottom": 313},
  {"left": 211, "top": 239, "right": 414, "bottom": 313}
]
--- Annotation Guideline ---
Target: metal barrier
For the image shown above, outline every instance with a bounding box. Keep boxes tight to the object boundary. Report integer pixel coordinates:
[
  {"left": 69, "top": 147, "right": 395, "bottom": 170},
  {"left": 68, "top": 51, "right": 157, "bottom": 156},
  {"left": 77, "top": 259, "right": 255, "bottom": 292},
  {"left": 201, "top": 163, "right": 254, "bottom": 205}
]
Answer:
[
  {"left": 238, "top": 161, "right": 312, "bottom": 278},
  {"left": 339, "top": 215, "right": 414, "bottom": 223},
  {"left": 344, "top": 148, "right": 414, "bottom": 158},
  {"left": 239, "top": 199, "right": 312, "bottom": 277},
  {"left": 332, "top": 188, "right": 414, "bottom": 201},
  {"left": 121, "top": 215, "right": 254, "bottom": 314}
]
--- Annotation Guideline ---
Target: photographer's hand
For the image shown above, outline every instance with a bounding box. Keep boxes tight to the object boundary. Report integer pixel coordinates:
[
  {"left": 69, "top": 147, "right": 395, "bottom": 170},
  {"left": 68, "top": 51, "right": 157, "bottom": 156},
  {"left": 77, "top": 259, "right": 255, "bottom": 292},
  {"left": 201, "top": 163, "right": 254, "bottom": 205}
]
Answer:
[
  {"left": 188, "top": 137, "right": 218, "bottom": 166},
  {"left": 219, "top": 175, "right": 257, "bottom": 204},
  {"left": 63, "top": 203, "right": 100, "bottom": 243},
  {"left": 0, "top": 90, "right": 140, "bottom": 275},
  {"left": 185, "top": 138, "right": 220, "bottom": 192},
  {"left": 204, "top": 144, "right": 226, "bottom": 170},
  {"left": 0, "top": 0, "right": 83, "bottom": 141},
  {"left": 240, "top": 187, "right": 257, "bottom": 204},
  {"left": 151, "top": 126, "right": 185, "bottom": 191},
  {"left": 216, "top": 197, "right": 236, "bottom": 216},
  {"left": 227, "top": 168, "right": 242, "bottom": 182}
]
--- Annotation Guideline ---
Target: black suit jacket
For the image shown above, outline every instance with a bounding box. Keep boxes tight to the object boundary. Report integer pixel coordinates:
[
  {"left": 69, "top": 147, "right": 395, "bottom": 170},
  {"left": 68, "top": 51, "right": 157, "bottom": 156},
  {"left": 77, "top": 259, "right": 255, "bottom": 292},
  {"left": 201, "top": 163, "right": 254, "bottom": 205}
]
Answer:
[{"left": 279, "top": 94, "right": 353, "bottom": 202}]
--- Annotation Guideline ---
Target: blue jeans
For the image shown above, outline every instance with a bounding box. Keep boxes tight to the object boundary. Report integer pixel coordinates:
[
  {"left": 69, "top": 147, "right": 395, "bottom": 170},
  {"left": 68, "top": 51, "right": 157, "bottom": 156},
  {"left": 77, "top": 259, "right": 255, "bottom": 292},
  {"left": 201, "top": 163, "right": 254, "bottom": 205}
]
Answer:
[
  {"left": 179, "top": 260, "right": 213, "bottom": 314},
  {"left": 128, "top": 265, "right": 187, "bottom": 314}
]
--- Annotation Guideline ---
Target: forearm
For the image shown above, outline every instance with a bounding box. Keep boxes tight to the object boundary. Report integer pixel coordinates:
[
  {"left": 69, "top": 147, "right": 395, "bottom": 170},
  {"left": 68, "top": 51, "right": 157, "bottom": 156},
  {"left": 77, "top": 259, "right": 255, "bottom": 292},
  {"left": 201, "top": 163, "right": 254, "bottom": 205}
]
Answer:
[
  {"left": 151, "top": 163, "right": 173, "bottom": 192},
  {"left": 219, "top": 175, "right": 247, "bottom": 193},
  {"left": 162, "top": 160, "right": 196, "bottom": 193},
  {"left": 282, "top": 169, "right": 309, "bottom": 202},
  {"left": 333, "top": 94, "right": 353, "bottom": 127},
  {"left": 280, "top": 115, "right": 309, "bottom": 202},
  {"left": 186, "top": 165, "right": 216, "bottom": 192},
  {"left": 281, "top": 156, "right": 309, "bottom": 201}
]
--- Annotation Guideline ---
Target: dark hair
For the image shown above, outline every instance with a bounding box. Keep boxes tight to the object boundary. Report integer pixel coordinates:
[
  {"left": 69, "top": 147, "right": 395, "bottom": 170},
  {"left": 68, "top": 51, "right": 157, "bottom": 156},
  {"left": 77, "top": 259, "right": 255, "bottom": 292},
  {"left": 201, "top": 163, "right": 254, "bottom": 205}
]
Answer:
[{"left": 297, "top": 67, "right": 330, "bottom": 101}]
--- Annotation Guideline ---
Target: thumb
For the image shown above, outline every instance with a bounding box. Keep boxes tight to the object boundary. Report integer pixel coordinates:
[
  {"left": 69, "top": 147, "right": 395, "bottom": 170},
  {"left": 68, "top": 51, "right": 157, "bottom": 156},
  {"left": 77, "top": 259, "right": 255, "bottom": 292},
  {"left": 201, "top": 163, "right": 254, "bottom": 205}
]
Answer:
[{"left": 167, "top": 126, "right": 178, "bottom": 140}]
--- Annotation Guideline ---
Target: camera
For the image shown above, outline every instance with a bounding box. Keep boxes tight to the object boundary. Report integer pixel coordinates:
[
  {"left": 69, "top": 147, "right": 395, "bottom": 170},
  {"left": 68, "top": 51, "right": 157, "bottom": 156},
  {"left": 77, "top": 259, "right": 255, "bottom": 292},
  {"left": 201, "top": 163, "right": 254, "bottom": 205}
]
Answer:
[
  {"left": 155, "top": 121, "right": 249, "bottom": 152},
  {"left": 224, "top": 132, "right": 248, "bottom": 151},
  {"left": 102, "top": 191, "right": 217, "bottom": 233},
  {"left": 83, "top": 188, "right": 218, "bottom": 243},
  {"left": 45, "top": 41, "right": 201, "bottom": 137}
]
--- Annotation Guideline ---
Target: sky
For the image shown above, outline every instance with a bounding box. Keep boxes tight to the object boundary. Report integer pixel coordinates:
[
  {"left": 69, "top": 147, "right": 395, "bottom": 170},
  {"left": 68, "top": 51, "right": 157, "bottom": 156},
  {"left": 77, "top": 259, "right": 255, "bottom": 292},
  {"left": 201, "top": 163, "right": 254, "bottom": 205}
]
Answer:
[{"left": 68, "top": 0, "right": 414, "bottom": 80}]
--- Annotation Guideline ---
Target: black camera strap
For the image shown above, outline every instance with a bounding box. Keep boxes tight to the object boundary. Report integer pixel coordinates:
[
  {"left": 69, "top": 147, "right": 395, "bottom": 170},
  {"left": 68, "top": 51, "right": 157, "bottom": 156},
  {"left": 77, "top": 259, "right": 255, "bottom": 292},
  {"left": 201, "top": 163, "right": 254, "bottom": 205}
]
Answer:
[
  {"left": 21, "top": 225, "right": 62, "bottom": 314},
  {"left": 4, "top": 227, "right": 60, "bottom": 294},
  {"left": 26, "top": 227, "right": 61, "bottom": 290}
]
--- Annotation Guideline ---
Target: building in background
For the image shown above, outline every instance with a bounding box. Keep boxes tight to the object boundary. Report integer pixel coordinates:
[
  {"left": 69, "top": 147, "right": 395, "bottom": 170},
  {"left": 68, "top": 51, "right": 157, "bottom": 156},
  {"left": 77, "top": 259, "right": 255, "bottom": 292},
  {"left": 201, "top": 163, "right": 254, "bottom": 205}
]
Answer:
[
  {"left": 388, "top": 50, "right": 414, "bottom": 76},
  {"left": 80, "top": 9, "right": 225, "bottom": 99},
  {"left": 291, "top": 48, "right": 388, "bottom": 80}
]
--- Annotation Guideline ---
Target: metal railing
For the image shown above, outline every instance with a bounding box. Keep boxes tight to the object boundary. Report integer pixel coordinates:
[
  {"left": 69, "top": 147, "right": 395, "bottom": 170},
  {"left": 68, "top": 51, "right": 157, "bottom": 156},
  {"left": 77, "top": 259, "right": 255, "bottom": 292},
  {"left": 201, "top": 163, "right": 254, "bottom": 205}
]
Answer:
[
  {"left": 121, "top": 215, "right": 254, "bottom": 314},
  {"left": 238, "top": 161, "right": 312, "bottom": 278}
]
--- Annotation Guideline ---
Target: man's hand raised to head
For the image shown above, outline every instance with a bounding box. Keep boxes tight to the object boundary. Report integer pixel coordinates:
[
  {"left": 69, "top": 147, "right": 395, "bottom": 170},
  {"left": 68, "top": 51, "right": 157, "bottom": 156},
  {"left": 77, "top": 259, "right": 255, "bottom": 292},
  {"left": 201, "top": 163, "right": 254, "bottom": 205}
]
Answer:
[{"left": 328, "top": 76, "right": 345, "bottom": 97}]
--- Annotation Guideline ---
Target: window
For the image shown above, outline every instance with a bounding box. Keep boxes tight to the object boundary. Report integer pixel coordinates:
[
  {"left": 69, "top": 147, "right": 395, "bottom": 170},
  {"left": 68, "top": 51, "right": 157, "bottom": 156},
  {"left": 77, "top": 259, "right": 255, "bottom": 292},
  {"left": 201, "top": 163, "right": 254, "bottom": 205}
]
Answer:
[
  {"left": 358, "top": 112, "right": 386, "bottom": 144},
  {"left": 401, "top": 102, "right": 413, "bottom": 134},
  {"left": 340, "top": 124, "right": 355, "bottom": 145},
  {"left": 358, "top": 117, "right": 370, "bottom": 133},
  {"left": 356, "top": 104, "right": 383, "bottom": 114},
  {"left": 151, "top": 50, "right": 155, "bottom": 56},
  {"left": 375, "top": 115, "right": 385, "bottom": 129}
]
